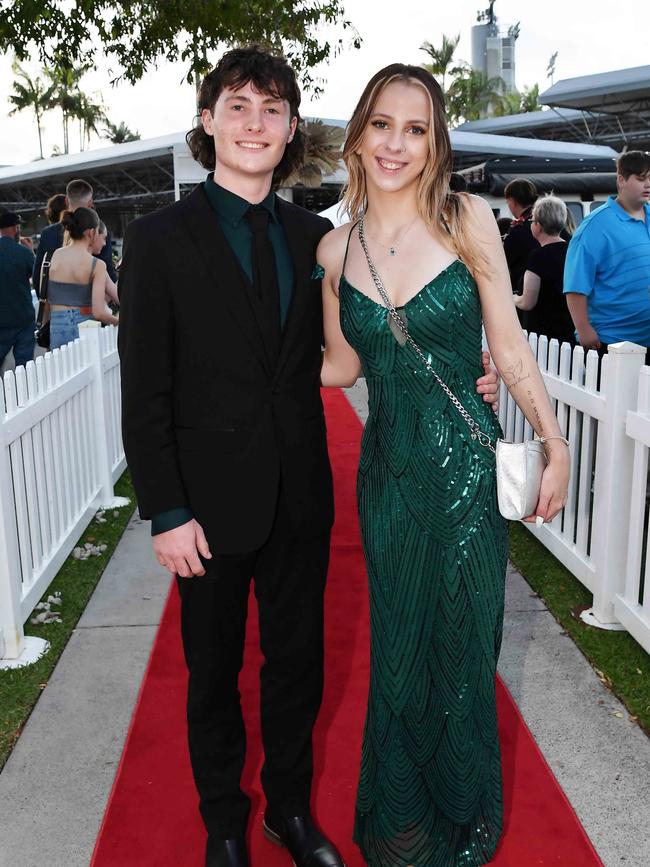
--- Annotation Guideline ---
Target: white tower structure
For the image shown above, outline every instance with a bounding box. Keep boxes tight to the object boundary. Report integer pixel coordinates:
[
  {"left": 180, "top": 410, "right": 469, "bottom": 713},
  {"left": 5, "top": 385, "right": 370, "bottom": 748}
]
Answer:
[{"left": 471, "top": 1, "right": 518, "bottom": 95}]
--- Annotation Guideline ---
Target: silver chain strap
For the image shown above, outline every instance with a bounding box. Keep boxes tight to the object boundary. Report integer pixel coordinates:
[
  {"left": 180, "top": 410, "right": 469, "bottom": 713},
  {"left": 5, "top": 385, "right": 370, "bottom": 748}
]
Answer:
[{"left": 357, "top": 216, "right": 496, "bottom": 454}]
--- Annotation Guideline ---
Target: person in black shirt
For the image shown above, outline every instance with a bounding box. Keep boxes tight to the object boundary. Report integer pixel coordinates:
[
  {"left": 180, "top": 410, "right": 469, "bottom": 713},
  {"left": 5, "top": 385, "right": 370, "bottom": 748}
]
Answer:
[
  {"left": 514, "top": 195, "right": 575, "bottom": 344},
  {"left": 503, "top": 177, "right": 538, "bottom": 293}
]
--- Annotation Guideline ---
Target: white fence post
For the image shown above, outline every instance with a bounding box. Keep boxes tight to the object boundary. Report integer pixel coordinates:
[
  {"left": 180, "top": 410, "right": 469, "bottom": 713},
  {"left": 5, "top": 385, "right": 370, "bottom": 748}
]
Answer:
[
  {"left": 79, "top": 322, "right": 130, "bottom": 510},
  {"left": 0, "top": 371, "right": 50, "bottom": 667},
  {"left": 0, "top": 375, "right": 25, "bottom": 660},
  {"left": 614, "top": 367, "right": 650, "bottom": 652},
  {"left": 584, "top": 342, "right": 646, "bottom": 627}
]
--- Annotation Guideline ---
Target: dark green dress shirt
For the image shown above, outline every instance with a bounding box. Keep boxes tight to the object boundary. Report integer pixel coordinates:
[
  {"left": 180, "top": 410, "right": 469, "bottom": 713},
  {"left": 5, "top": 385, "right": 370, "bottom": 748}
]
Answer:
[{"left": 151, "top": 176, "right": 294, "bottom": 536}]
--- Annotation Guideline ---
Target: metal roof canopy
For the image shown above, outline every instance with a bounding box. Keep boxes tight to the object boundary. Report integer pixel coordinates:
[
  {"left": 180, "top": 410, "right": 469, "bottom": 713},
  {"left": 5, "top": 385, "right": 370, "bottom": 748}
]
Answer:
[
  {"left": 539, "top": 65, "right": 650, "bottom": 116},
  {"left": 0, "top": 121, "right": 348, "bottom": 215},
  {"left": 455, "top": 108, "right": 629, "bottom": 146},
  {"left": 0, "top": 132, "right": 183, "bottom": 215},
  {"left": 449, "top": 130, "right": 616, "bottom": 162},
  {"left": 454, "top": 66, "right": 650, "bottom": 150},
  {"left": 0, "top": 127, "right": 618, "bottom": 217}
]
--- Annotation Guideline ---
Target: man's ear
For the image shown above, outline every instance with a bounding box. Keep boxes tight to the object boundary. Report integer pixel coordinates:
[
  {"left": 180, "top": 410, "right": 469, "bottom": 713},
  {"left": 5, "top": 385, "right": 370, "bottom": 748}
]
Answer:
[
  {"left": 201, "top": 108, "right": 215, "bottom": 135},
  {"left": 287, "top": 115, "right": 298, "bottom": 144}
]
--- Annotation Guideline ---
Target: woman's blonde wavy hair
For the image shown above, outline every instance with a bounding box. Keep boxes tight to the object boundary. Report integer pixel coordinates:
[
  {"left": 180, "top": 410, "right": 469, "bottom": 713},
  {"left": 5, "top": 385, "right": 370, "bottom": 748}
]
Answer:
[{"left": 341, "top": 63, "right": 485, "bottom": 275}]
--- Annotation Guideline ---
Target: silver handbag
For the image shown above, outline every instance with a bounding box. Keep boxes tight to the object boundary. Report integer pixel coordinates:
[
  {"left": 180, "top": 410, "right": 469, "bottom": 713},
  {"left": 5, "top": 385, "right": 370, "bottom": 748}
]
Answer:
[
  {"left": 495, "top": 439, "right": 547, "bottom": 521},
  {"left": 357, "top": 217, "right": 548, "bottom": 522}
]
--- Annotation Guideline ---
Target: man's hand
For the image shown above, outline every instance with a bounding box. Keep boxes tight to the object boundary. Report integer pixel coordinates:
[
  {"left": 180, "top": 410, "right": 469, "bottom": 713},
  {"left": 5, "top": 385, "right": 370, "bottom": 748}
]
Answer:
[
  {"left": 578, "top": 324, "right": 601, "bottom": 351},
  {"left": 477, "top": 350, "right": 500, "bottom": 413},
  {"left": 153, "top": 518, "right": 212, "bottom": 577}
]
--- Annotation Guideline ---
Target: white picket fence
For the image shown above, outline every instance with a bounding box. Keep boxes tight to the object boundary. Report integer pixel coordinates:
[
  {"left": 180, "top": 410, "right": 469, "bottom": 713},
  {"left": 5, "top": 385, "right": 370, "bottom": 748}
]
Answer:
[
  {"left": 497, "top": 335, "right": 650, "bottom": 653},
  {"left": 3, "top": 323, "right": 650, "bottom": 660},
  {"left": 0, "top": 322, "right": 128, "bottom": 665}
]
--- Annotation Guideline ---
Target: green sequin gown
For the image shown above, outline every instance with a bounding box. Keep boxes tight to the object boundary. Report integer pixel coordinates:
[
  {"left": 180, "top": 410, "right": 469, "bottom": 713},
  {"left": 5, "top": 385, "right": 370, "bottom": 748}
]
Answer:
[{"left": 339, "top": 259, "right": 509, "bottom": 867}]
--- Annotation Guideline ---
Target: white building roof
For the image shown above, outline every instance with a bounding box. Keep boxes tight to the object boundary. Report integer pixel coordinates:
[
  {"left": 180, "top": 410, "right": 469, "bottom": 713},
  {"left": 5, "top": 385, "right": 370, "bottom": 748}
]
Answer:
[{"left": 540, "top": 65, "right": 650, "bottom": 114}]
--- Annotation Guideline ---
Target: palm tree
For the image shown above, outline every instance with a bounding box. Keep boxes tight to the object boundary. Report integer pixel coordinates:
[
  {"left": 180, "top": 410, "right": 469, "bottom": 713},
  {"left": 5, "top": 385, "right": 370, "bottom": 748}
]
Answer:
[
  {"left": 420, "top": 34, "right": 461, "bottom": 94},
  {"left": 520, "top": 84, "right": 542, "bottom": 113},
  {"left": 102, "top": 120, "right": 141, "bottom": 144},
  {"left": 494, "top": 90, "right": 522, "bottom": 117},
  {"left": 495, "top": 84, "right": 543, "bottom": 118},
  {"left": 46, "top": 62, "right": 89, "bottom": 153},
  {"left": 447, "top": 66, "right": 505, "bottom": 124},
  {"left": 284, "top": 120, "right": 344, "bottom": 187},
  {"left": 7, "top": 62, "right": 56, "bottom": 159},
  {"left": 75, "top": 92, "right": 105, "bottom": 150}
]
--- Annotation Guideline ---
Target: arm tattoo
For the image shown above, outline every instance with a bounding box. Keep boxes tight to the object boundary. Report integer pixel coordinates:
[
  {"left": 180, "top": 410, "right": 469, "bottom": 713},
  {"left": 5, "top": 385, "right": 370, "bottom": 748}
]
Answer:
[
  {"left": 503, "top": 358, "right": 531, "bottom": 389},
  {"left": 527, "top": 388, "right": 545, "bottom": 436}
]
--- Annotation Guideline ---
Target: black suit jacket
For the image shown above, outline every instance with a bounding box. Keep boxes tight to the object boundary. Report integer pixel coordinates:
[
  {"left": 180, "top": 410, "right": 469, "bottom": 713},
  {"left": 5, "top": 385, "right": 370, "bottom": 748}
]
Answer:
[{"left": 117, "top": 185, "right": 334, "bottom": 554}]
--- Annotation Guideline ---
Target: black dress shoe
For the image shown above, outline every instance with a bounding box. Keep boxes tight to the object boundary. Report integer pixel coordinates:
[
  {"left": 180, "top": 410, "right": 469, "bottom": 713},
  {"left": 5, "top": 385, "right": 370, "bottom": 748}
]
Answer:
[
  {"left": 262, "top": 813, "right": 346, "bottom": 867},
  {"left": 205, "top": 835, "right": 249, "bottom": 867}
]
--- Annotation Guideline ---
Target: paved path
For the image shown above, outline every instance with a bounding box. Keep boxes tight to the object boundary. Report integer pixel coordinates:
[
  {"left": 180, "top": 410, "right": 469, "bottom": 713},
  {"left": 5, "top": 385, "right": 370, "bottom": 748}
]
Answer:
[{"left": 0, "top": 385, "right": 649, "bottom": 867}]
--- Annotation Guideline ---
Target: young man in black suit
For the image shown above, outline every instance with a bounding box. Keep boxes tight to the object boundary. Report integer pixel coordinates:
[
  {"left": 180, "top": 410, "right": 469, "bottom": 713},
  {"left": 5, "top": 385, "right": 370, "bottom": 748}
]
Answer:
[{"left": 118, "top": 46, "right": 499, "bottom": 867}]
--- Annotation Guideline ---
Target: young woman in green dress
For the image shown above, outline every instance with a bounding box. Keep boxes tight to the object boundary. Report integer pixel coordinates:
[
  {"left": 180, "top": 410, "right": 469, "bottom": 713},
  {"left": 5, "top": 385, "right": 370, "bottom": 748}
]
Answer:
[{"left": 317, "top": 65, "right": 570, "bottom": 867}]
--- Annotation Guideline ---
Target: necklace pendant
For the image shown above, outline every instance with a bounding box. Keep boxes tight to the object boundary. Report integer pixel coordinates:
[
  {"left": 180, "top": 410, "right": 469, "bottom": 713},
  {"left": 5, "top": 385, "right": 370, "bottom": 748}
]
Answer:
[{"left": 389, "top": 247, "right": 396, "bottom": 256}]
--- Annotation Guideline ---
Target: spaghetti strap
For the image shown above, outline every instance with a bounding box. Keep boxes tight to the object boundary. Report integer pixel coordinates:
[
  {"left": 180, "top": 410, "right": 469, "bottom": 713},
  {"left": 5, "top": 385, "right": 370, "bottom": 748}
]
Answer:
[{"left": 341, "top": 220, "right": 359, "bottom": 279}]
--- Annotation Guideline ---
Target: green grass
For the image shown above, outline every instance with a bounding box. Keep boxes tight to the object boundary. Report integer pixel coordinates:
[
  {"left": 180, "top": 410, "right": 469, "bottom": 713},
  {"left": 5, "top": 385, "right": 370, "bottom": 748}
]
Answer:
[
  {"left": 0, "top": 471, "right": 135, "bottom": 770},
  {"left": 509, "top": 522, "right": 650, "bottom": 735}
]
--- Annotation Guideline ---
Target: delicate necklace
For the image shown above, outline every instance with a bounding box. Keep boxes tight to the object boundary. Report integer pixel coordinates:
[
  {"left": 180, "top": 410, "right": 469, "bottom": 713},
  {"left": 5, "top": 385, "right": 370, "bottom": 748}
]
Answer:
[{"left": 364, "top": 214, "right": 419, "bottom": 256}]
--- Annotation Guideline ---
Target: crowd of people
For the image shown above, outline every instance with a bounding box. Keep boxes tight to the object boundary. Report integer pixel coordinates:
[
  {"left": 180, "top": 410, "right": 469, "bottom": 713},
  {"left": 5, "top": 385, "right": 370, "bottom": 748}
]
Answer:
[
  {"left": 501, "top": 150, "right": 650, "bottom": 359},
  {"left": 0, "top": 178, "right": 118, "bottom": 371}
]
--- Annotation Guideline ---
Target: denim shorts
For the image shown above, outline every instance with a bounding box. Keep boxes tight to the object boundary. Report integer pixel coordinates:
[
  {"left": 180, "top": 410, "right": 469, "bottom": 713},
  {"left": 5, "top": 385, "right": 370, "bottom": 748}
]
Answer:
[{"left": 49, "top": 309, "right": 93, "bottom": 350}]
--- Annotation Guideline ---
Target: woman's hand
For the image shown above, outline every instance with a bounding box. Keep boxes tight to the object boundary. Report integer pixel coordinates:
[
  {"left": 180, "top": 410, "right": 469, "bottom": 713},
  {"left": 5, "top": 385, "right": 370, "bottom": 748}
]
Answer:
[
  {"left": 523, "top": 443, "right": 570, "bottom": 525},
  {"left": 476, "top": 350, "right": 499, "bottom": 412}
]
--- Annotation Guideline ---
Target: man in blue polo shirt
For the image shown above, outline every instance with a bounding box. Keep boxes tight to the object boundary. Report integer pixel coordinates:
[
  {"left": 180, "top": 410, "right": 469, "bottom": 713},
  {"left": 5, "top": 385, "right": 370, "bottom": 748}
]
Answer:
[
  {"left": 0, "top": 211, "right": 36, "bottom": 369},
  {"left": 564, "top": 150, "right": 650, "bottom": 355}
]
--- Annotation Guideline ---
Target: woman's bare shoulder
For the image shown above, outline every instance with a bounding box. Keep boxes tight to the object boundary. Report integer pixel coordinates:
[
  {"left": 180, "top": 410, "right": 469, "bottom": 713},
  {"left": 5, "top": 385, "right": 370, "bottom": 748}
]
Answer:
[
  {"left": 459, "top": 192, "right": 492, "bottom": 219},
  {"left": 317, "top": 221, "right": 356, "bottom": 270},
  {"left": 458, "top": 193, "right": 501, "bottom": 243}
]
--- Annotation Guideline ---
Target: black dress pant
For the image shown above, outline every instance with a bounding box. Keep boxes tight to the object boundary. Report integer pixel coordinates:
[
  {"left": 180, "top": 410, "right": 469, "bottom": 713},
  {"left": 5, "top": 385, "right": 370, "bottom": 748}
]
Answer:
[{"left": 176, "top": 489, "right": 330, "bottom": 839}]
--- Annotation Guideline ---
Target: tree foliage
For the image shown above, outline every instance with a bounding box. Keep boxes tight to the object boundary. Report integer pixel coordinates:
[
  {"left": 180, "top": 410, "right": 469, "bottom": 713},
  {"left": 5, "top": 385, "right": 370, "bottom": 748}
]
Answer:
[
  {"left": 103, "top": 120, "right": 140, "bottom": 144},
  {"left": 284, "top": 119, "right": 344, "bottom": 188},
  {"left": 7, "top": 61, "right": 56, "bottom": 158},
  {"left": 420, "top": 34, "right": 460, "bottom": 95},
  {"left": 419, "top": 34, "right": 543, "bottom": 126},
  {"left": 493, "top": 83, "right": 543, "bottom": 117},
  {"left": 75, "top": 91, "right": 106, "bottom": 150},
  {"left": 446, "top": 66, "right": 506, "bottom": 124},
  {"left": 44, "top": 62, "right": 91, "bottom": 153},
  {"left": 0, "top": 1, "right": 360, "bottom": 92}
]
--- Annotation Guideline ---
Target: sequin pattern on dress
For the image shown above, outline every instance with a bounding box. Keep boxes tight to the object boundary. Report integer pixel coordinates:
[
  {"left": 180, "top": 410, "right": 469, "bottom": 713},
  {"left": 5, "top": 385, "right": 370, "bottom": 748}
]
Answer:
[{"left": 339, "top": 259, "right": 509, "bottom": 867}]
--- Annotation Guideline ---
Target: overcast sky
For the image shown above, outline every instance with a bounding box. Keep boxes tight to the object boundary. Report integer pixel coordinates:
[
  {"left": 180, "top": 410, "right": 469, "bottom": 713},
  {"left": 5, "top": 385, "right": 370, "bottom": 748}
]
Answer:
[{"left": 0, "top": 0, "right": 647, "bottom": 165}]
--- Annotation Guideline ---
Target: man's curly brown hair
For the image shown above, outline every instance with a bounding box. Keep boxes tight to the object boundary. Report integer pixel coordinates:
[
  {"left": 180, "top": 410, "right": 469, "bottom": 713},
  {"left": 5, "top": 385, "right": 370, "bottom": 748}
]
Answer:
[{"left": 186, "top": 46, "right": 305, "bottom": 189}]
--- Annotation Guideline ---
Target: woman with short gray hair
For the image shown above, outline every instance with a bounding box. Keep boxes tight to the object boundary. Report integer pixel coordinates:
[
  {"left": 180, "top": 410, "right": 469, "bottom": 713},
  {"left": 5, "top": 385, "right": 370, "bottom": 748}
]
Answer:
[{"left": 515, "top": 194, "right": 575, "bottom": 343}]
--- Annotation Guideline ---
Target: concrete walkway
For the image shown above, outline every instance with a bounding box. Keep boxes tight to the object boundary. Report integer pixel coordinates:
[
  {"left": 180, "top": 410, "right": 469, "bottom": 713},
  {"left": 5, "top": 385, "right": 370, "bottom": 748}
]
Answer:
[{"left": 1, "top": 386, "right": 649, "bottom": 867}]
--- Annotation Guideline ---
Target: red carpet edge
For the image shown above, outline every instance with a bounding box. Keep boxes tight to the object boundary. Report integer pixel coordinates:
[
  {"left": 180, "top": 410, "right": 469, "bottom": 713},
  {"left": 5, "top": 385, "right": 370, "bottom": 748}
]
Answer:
[{"left": 91, "top": 388, "right": 603, "bottom": 866}]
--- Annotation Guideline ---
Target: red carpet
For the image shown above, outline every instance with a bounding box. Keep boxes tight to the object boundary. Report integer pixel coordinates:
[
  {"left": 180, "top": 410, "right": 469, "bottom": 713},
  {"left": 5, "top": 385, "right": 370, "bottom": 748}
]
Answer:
[{"left": 91, "top": 389, "right": 602, "bottom": 866}]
